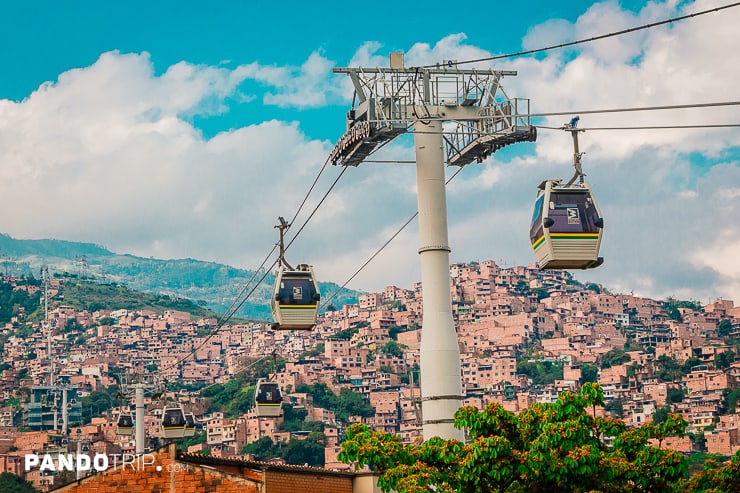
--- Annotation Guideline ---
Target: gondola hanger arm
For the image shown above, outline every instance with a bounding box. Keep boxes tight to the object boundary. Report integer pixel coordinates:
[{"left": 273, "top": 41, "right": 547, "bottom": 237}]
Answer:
[
  {"left": 274, "top": 217, "right": 294, "bottom": 271},
  {"left": 563, "top": 116, "right": 586, "bottom": 187}
]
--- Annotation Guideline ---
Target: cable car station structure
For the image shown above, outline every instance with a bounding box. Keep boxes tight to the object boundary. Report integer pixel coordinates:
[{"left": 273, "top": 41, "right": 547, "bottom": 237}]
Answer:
[{"left": 331, "top": 54, "right": 536, "bottom": 440}]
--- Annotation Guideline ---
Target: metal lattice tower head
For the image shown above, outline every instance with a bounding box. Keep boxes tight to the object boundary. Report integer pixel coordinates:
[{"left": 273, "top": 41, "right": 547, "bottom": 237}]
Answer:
[{"left": 330, "top": 54, "right": 536, "bottom": 168}]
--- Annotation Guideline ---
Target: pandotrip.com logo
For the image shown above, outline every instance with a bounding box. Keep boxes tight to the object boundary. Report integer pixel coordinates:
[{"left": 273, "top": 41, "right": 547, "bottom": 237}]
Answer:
[{"left": 25, "top": 453, "right": 189, "bottom": 474}]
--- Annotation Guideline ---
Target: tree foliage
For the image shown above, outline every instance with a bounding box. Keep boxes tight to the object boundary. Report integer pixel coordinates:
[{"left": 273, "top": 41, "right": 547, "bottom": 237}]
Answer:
[
  {"left": 380, "top": 340, "right": 407, "bottom": 359},
  {"left": 0, "top": 280, "right": 40, "bottom": 325},
  {"left": 242, "top": 433, "right": 326, "bottom": 467},
  {"left": 200, "top": 378, "right": 255, "bottom": 417},
  {"left": 664, "top": 298, "right": 703, "bottom": 322},
  {"left": 580, "top": 363, "right": 599, "bottom": 384},
  {"left": 599, "top": 349, "right": 631, "bottom": 369},
  {"left": 667, "top": 387, "right": 685, "bottom": 404},
  {"left": 655, "top": 355, "right": 694, "bottom": 383},
  {"left": 516, "top": 360, "right": 564, "bottom": 385},
  {"left": 715, "top": 350, "right": 736, "bottom": 370},
  {"left": 295, "top": 383, "right": 374, "bottom": 421},
  {"left": 718, "top": 319, "right": 733, "bottom": 337},
  {"left": 726, "top": 388, "right": 740, "bottom": 414},
  {"left": 682, "top": 452, "right": 740, "bottom": 492},
  {"left": 80, "top": 386, "right": 119, "bottom": 424},
  {"left": 0, "top": 472, "right": 40, "bottom": 493},
  {"left": 340, "top": 383, "right": 704, "bottom": 493}
]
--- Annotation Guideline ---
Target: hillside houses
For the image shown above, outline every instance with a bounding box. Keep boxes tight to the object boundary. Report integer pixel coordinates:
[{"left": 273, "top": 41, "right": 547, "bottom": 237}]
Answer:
[{"left": 1, "top": 261, "right": 740, "bottom": 490}]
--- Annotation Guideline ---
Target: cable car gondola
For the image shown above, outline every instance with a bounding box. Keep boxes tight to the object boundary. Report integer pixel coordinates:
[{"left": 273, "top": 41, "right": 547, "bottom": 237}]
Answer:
[
  {"left": 254, "top": 379, "right": 283, "bottom": 417},
  {"left": 270, "top": 217, "right": 320, "bottom": 330},
  {"left": 161, "top": 406, "right": 186, "bottom": 439},
  {"left": 184, "top": 413, "right": 196, "bottom": 437},
  {"left": 116, "top": 412, "right": 134, "bottom": 436},
  {"left": 530, "top": 117, "right": 604, "bottom": 270},
  {"left": 530, "top": 180, "right": 604, "bottom": 269},
  {"left": 271, "top": 264, "right": 320, "bottom": 330}
]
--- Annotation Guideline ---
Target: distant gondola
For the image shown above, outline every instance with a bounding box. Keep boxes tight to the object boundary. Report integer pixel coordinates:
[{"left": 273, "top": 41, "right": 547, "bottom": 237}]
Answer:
[
  {"left": 161, "top": 406, "right": 187, "bottom": 439},
  {"left": 254, "top": 379, "right": 283, "bottom": 417},
  {"left": 116, "top": 412, "right": 134, "bottom": 436},
  {"left": 271, "top": 264, "right": 320, "bottom": 330},
  {"left": 530, "top": 179, "right": 604, "bottom": 270}
]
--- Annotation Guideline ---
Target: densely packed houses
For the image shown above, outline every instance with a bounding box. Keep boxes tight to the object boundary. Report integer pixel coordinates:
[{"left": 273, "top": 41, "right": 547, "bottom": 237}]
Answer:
[{"left": 1, "top": 260, "right": 739, "bottom": 490}]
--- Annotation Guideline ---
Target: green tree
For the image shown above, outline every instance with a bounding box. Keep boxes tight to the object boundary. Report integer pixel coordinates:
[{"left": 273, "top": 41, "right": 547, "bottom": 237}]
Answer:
[
  {"left": 718, "top": 319, "right": 733, "bottom": 337},
  {"left": 336, "top": 388, "right": 374, "bottom": 421},
  {"left": 294, "top": 383, "right": 374, "bottom": 421},
  {"left": 604, "top": 397, "right": 624, "bottom": 418},
  {"left": 715, "top": 350, "right": 735, "bottom": 370},
  {"left": 201, "top": 379, "right": 245, "bottom": 412},
  {"left": 80, "top": 386, "right": 119, "bottom": 424},
  {"left": 653, "top": 405, "right": 672, "bottom": 424},
  {"left": 280, "top": 404, "right": 311, "bottom": 432},
  {"left": 340, "top": 383, "right": 689, "bottom": 493},
  {"left": 380, "top": 340, "right": 406, "bottom": 359},
  {"left": 175, "top": 431, "right": 207, "bottom": 452},
  {"left": 388, "top": 325, "right": 405, "bottom": 340},
  {"left": 333, "top": 328, "right": 359, "bottom": 340},
  {"left": 667, "top": 387, "right": 685, "bottom": 404},
  {"left": 517, "top": 360, "right": 564, "bottom": 385},
  {"left": 63, "top": 318, "right": 84, "bottom": 333},
  {"left": 655, "top": 356, "right": 684, "bottom": 382},
  {"left": 600, "top": 349, "right": 631, "bottom": 369},
  {"left": 0, "top": 472, "right": 40, "bottom": 493},
  {"left": 242, "top": 434, "right": 326, "bottom": 467},
  {"left": 682, "top": 357, "right": 703, "bottom": 374},
  {"left": 242, "top": 436, "right": 279, "bottom": 459},
  {"left": 726, "top": 388, "right": 740, "bottom": 414},
  {"left": 226, "top": 386, "right": 255, "bottom": 417},
  {"left": 283, "top": 432, "right": 326, "bottom": 467},
  {"left": 0, "top": 281, "right": 41, "bottom": 325},
  {"left": 682, "top": 452, "right": 740, "bottom": 492}
]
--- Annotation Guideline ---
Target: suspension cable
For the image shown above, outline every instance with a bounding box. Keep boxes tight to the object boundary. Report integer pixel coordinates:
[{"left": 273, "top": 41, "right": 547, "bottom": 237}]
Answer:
[
  {"left": 423, "top": 2, "right": 740, "bottom": 68},
  {"left": 320, "top": 166, "right": 465, "bottom": 310}
]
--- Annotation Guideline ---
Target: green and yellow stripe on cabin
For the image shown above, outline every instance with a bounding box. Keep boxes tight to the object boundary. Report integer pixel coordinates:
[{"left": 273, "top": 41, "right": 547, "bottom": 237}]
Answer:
[
  {"left": 531, "top": 235, "right": 546, "bottom": 249},
  {"left": 278, "top": 305, "right": 317, "bottom": 309}
]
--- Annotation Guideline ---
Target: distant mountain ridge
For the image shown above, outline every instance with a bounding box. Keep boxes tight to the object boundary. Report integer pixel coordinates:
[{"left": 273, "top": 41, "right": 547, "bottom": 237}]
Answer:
[
  {"left": 0, "top": 233, "right": 360, "bottom": 319},
  {"left": 0, "top": 233, "right": 113, "bottom": 257}
]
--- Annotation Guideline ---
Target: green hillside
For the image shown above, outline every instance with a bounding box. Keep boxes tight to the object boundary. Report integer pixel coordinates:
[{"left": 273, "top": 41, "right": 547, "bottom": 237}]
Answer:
[
  {"left": 57, "top": 279, "right": 221, "bottom": 319},
  {"left": 0, "top": 233, "right": 360, "bottom": 320}
]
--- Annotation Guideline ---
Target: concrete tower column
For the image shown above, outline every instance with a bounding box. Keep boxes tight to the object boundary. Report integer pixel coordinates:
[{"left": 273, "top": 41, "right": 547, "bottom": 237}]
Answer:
[{"left": 413, "top": 117, "right": 464, "bottom": 441}]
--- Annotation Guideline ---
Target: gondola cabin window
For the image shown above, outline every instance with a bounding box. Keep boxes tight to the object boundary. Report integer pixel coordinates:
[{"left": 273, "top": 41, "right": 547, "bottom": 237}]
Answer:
[
  {"left": 548, "top": 191, "right": 600, "bottom": 234},
  {"left": 257, "top": 384, "right": 281, "bottom": 404},
  {"left": 530, "top": 194, "right": 545, "bottom": 243},
  {"left": 278, "top": 277, "right": 316, "bottom": 305}
]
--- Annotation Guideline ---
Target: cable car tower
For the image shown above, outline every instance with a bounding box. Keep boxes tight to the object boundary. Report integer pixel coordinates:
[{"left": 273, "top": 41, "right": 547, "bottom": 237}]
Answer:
[{"left": 331, "top": 54, "right": 536, "bottom": 440}]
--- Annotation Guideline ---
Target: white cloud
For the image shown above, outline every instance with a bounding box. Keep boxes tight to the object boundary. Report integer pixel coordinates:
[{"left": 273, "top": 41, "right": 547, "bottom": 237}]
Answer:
[{"left": 0, "top": 0, "right": 738, "bottom": 307}]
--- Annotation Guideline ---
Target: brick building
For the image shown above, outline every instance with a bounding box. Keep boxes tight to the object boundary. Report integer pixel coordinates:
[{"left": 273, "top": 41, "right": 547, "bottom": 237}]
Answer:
[{"left": 50, "top": 443, "right": 379, "bottom": 493}]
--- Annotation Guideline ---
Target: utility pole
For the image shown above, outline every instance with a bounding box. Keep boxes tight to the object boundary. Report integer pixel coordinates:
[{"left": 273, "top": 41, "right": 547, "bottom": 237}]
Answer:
[
  {"left": 61, "top": 386, "right": 68, "bottom": 436},
  {"left": 331, "top": 54, "right": 535, "bottom": 440},
  {"left": 134, "top": 385, "right": 146, "bottom": 454},
  {"left": 119, "top": 376, "right": 161, "bottom": 455},
  {"left": 42, "top": 266, "right": 54, "bottom": 388}
]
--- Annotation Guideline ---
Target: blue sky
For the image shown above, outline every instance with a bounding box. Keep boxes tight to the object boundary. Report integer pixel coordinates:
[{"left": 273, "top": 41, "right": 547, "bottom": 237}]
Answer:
[{"left": 0, "top": 0, "right": 738, "bottom": 303}]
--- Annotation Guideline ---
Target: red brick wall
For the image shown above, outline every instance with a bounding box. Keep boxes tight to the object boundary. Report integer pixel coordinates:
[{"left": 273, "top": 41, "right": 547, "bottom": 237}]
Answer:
[
  {"left": 266, "top": 469, "right": 353, "bottom": 493},
  {"left": 52, "top": 444, "right": 260, "bottom": 493}
]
